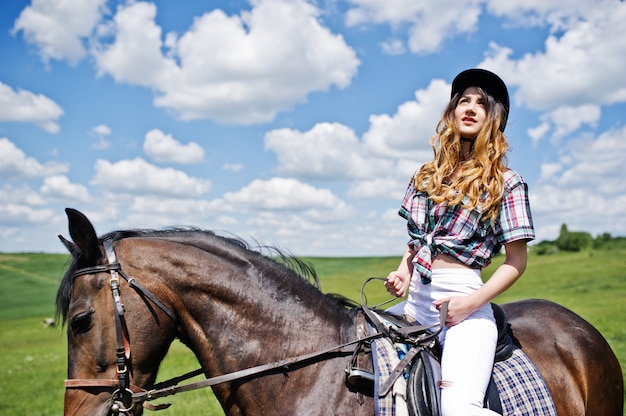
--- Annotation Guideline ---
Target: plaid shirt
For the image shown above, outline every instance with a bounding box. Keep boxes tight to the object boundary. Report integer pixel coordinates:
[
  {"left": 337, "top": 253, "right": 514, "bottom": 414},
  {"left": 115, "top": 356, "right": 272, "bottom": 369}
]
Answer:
[{"left": 399, "top": 169, "right": 535, "bottom": 284}]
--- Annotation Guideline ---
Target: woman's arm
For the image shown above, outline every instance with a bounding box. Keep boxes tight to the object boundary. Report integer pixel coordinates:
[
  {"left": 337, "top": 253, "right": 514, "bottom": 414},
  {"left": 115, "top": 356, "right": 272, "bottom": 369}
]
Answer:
[
  {"left": 384, "top": 246, "right": 415, "bottom": 298},
  {"left": 433, "top": 239, "right": 528, "bottom": 325},
  {"left": 472, "top": 238, "right": 528, "bottom": 304}
]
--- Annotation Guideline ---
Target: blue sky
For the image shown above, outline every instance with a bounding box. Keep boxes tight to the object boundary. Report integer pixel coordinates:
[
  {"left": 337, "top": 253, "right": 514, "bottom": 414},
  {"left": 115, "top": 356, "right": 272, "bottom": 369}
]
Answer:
[{"left": 1, "top": 0, "right": 625, "bottom": 256}]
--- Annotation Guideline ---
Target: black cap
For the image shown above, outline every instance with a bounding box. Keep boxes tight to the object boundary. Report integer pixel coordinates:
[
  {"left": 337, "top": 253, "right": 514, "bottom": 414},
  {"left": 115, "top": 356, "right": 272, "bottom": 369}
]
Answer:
[{"left": 451, "top": 68, "right": 509, "bottom": 131}]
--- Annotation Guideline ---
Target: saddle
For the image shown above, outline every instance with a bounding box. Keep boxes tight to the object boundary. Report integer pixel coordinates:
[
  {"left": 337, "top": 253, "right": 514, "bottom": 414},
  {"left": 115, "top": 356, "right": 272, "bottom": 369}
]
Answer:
[{"left": 346, "top": 303, "right": 515, "bottom": 414}]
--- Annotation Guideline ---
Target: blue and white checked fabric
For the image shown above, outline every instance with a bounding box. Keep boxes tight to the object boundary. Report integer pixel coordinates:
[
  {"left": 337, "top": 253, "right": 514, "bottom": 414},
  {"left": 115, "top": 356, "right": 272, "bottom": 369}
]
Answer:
[
  {"left": 371, "top": 335, "right": 557, "bottom": 415},
  {"left": 492, "top": 346, "right": 558, "bottom": 415},
  {"left": 371, "top": 336, "right": 409, "bottom": 416}
]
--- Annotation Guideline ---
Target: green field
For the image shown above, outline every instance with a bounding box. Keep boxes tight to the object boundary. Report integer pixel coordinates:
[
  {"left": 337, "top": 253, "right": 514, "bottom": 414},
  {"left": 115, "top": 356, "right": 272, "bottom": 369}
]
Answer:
[{"left": 1, "top": 249, "right": 624, "bottom": 415}]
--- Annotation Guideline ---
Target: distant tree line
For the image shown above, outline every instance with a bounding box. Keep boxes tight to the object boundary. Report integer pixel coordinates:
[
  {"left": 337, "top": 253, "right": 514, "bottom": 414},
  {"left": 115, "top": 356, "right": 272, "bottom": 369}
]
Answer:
[{"left": 534, "top": 224, "right": 626, "bottom": 255}]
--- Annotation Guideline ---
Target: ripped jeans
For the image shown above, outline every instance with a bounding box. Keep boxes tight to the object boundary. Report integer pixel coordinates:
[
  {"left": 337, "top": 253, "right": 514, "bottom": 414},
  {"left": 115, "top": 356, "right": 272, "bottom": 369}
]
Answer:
[{"left": 387, "top": 268, "right": 499, "bottom": 416}]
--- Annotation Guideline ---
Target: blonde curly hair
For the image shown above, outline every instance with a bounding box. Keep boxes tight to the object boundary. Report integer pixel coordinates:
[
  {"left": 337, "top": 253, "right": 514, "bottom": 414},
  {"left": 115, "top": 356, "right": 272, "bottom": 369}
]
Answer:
[{"left": 414, "top": 87, "right": 509, "bottom": 223}]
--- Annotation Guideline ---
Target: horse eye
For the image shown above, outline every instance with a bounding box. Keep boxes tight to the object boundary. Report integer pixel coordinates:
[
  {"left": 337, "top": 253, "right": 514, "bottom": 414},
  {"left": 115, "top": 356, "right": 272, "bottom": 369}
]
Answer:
[{"left": 70, "top": 310, "right": 94, "bottom": 335}]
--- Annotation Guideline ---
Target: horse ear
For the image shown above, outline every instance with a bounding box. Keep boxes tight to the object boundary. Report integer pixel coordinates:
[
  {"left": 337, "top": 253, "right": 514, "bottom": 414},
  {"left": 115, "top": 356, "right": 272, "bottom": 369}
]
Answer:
[
  {"left": 65, "top": 208, "right": 101, "bottom": 265},
  {"left": 58, "top": 234, "right": 79, "bottom": 256}
]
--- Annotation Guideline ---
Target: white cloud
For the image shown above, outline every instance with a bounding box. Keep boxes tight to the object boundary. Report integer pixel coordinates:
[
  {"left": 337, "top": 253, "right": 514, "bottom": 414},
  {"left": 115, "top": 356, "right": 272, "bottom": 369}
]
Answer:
[
  {"left": 40, "top": 175, "right": 90, "bottom": 202},
  {"left": 481, "top": 3, "right": 626, "bottom": 111},
  {"left": 0, "top": 227, "right": 19, "bottom": 241},
  {"left": 265, "top": 122, "right": 393, "bottom": 180},
  {"left": 532, "top": 125, "right": 626, "bottom": 238},
  {"left": 12, "top": 0, "right": 107, "bottom": 65},
  {"left": 91, "top": 0, "right": 359, "bottom": 124},
  {"left": 553, "top": 127, "right": 626, "bottom": 193},
  {"left": 90, "top": 123, "right": 112, "bottom": 149},
  {"left": 246, "top": 206, "right": 406, "bottom": 256},
  {"left": 128, "top": 196, "right": 214, "bottom": 216},
  {"left": 119, "top": 196, "right": 219, "bottom": 228},
  {"left": 0, "top": 137, "right": 68, "bottom": 179},
  {"left": 91, "top": 157, "right": 211, "bottom": 197},
  {"left": 264, "top": 80, "right": 447, "bottom": 198},
  {"left": 538, "top": 162, "right": 562, "bottom": 182},
  {"left": 143, "top": 129, "right": 204, "bottom": 164},
  {"left": 380, "top": 38, "right": 406, "bottom": 55},
  {"left": 223, "top": 163, "right": 244, "bottom": 173},
  {"left": 528, "top": 104, "right": 601, "bottom": 144},
  {"left": 222, "top": 177, "right": 345, "bottom": 211},
  {"left": 0, "top": 184, "right": 46, "bottom": 206},
  {"left": 347, "top": 178, "right": 407, "bottom": 200},
  {"left": 547, "top": 105, "right": 601, "bottom": 142},
  {"left": 527, "top": 122, "right": 550, "bottom": 146},
  {"left": 362, "top": 79, "right": 448, "bottom": 160},
  {"left": 91, "top": 124, "right": 111, "bottom": 136},
  {"left": 91, "top": 2, "right": 178, "bottom": 87},
  {"left": 0, "top": 82, "right": 64, "bottom": 133},
  {"left": 0, "top": 203, "right": 55, "bottom": 226},
  {"left": 486, "top": 0, "right": 606, "bottom": 31},
  {"left": 106, "top": 176, "right": 402, "bottom": 256},
  {"left": 345, "top": 0, "right": 484, "bottom": 54}
]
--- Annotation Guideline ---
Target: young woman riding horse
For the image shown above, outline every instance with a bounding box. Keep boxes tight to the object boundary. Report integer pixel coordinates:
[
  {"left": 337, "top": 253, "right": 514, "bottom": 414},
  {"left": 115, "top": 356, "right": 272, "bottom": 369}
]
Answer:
[{"left": 57, "top": 208, "right": 623, "bottom": 415}]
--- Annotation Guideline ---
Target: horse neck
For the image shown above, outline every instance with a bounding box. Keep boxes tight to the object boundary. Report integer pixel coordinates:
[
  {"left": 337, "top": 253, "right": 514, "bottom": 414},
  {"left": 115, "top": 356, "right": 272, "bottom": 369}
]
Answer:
[
  {"left": 185, "top": 259, "right": 355, "bottom": 368},
  {"left": 121, "top": 237, "right": 356, "bottom": 373}
]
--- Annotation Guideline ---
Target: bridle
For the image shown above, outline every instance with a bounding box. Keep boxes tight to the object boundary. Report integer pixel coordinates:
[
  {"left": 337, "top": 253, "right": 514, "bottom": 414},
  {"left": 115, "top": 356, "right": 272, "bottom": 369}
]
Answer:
[
  {"left": 64, "top": 239, "right": 177, "bottom": 414},
  {"left": 63, "top": 240, "right": 445, "bottom": 414}
]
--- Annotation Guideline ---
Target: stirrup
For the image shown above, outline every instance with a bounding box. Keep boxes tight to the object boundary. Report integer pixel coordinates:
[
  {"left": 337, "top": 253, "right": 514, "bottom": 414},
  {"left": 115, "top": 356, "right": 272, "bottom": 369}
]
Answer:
[
  {"left": 347, "top": 368, "right": 374, "bottom": 383},
  {"left": 346, "top": 368, "right": 375, "bottom": 395}
]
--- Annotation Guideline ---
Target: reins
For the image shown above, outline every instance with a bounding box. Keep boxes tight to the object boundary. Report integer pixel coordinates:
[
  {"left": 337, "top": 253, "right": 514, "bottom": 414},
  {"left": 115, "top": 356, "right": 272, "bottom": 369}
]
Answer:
[
  {"left": 132, "top": 331, "right": 386, "bottom": 405},
  {"left": 134, "top": 280, "right": 446, "bottom": 408},
  {"left": 65, "top": 240, "right": 446, "bottom": 414}
]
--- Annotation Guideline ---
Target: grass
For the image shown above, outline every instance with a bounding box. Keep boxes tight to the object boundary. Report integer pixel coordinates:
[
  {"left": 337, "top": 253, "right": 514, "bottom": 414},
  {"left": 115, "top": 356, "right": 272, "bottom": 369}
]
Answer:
[
  {"left": 0, "top": 253, "right": 69, "bottom": 320},
  {"left": 0, "top": 249, "right": 624, "bottom": 415}
]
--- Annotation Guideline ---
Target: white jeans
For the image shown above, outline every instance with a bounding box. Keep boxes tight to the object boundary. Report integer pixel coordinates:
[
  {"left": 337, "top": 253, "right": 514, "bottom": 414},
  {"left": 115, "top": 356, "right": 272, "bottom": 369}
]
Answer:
[{"left": 387, "top": 268, "right": 499, "bottom": 416}]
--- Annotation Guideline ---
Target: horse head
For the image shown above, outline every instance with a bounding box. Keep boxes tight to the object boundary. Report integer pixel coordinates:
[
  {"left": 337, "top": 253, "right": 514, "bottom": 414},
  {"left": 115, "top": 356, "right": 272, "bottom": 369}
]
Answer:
[{"left": 58, "top": 208, "right": 178, "bottom": 415}]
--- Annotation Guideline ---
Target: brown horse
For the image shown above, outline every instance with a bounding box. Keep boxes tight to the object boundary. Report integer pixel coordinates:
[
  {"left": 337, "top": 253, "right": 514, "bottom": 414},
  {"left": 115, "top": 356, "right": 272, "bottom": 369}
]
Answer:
[{"left": 57, "top": 208, "right": 623, "bottom": 415}]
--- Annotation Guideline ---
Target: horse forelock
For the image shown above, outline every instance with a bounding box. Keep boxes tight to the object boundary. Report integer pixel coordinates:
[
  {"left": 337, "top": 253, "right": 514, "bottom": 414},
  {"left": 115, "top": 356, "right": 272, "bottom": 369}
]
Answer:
[
  {"left": 56, "top": 227, "right": 352, "bottom": 324},
  {"left": 55, "top": 254, "right": 79, "bottom": 325}
]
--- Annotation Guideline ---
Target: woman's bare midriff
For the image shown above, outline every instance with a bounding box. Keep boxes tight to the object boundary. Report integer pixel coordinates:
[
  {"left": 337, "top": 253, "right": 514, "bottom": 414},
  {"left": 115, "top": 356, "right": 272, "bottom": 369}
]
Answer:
[{"left": 431, "top": 253, "right": 472, "bottom": 269}]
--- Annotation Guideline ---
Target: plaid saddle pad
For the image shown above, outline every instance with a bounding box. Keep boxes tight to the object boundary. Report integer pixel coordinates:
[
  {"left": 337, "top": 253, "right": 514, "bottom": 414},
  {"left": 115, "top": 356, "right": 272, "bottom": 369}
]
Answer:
[
  {"left": 492, "top": 346, "right": 558, "bottom": 415},
  {"left": 372, "top": 339, "right": 557, "bottom": 416}
]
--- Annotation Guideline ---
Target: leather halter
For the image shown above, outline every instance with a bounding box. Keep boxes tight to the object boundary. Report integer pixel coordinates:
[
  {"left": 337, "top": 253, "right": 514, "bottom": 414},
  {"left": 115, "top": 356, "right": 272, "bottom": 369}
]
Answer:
[{"left": 64, "top": 239, "right": 177, "bottom": 414}]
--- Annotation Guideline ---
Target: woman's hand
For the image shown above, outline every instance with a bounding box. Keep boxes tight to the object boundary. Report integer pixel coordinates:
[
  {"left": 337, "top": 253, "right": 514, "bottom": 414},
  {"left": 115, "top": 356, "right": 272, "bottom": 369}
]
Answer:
[
  {"left": 384, "top": 270, "right": 411, "bottom": 298},
  {"left": 384, "top": 246, "right": 415, "bottom": 298},
  {"left": 433, "top": 296, "right": 476, "bottom": 326}
]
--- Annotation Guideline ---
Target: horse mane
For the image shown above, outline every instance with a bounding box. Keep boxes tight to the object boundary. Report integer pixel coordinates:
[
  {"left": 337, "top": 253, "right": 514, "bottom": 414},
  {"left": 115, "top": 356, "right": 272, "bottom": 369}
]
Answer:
[{"left": 56, "top": 228, "right": 355, "bottom": 325}]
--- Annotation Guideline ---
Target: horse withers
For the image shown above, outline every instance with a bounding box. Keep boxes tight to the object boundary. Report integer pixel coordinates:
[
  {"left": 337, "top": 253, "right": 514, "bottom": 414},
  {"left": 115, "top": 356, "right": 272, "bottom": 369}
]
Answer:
[{"left": 57, "top": 208, "right": 623, "bottom": 415}]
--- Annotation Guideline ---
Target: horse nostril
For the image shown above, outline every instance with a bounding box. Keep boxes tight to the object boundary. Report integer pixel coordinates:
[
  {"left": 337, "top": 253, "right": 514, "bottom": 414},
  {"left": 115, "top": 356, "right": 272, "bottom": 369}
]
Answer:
[{"left": 96, "top": 362, "right": 108, "bottom": 373}]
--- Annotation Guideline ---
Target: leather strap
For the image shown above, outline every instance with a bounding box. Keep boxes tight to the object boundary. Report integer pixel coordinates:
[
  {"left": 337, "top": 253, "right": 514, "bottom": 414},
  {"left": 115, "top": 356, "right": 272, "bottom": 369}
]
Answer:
[
  {"left": 133, "top": 331, "right": 384, "bottom": 403},
  {"left": 378, "top": 346, "right": 422, "bottom": 397},
  {"left": 64, "top": 378, "right": 145, "bottom": 393},
  {"left": 73, "top": 253, "right": 177, "bottom": 324},
  {"left": 365, "top": 300, "right": 449, "bottom": 398},
  {"left": 355, "top": 312, "right": 368, "bottom": 372}
]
